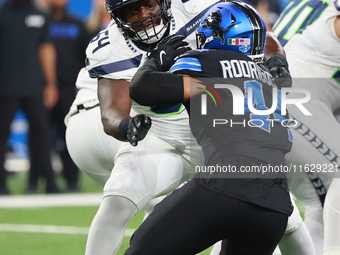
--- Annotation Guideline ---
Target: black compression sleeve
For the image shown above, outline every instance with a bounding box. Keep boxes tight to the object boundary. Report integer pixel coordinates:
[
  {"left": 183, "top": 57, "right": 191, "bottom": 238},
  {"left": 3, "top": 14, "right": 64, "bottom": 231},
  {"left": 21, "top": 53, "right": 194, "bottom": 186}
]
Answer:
[{"left": 130, "top": 59, "right": 184, "bottom": 106}]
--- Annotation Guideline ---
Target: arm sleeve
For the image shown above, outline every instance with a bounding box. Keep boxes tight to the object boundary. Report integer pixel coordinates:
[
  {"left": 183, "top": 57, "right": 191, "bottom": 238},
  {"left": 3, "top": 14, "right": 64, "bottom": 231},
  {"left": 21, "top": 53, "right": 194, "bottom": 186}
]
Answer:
[{"left": 129, "top": 59, "right": 184, "bottom": 106}]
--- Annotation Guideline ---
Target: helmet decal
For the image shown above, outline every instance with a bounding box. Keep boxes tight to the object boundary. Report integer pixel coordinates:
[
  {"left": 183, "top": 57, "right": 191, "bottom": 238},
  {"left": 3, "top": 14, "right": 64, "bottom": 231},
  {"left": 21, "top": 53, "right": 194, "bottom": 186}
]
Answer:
[
  {"left": 202, "top": 11, "right": 237, "bottom": 45},
  {"left": 196, "top": 1, "right": 266, "bottom": 61}
]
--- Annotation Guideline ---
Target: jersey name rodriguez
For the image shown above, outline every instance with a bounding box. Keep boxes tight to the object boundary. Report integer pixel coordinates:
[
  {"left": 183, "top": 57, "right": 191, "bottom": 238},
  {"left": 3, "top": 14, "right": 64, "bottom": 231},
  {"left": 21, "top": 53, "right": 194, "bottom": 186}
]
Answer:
[{"left": 220, "top": 59, "right": 273, "bottom": 86}]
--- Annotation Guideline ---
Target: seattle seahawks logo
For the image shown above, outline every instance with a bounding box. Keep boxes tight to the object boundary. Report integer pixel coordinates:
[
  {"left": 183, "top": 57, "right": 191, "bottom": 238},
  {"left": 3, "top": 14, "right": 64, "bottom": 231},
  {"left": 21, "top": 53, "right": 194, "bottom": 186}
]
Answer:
[{"left": 203, "top": 11, "right": 236, "bottom": 44}]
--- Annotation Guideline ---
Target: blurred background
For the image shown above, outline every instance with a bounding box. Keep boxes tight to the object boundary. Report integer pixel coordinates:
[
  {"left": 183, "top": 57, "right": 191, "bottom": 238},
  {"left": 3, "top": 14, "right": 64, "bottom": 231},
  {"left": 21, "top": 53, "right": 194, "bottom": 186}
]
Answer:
[
  {"left": 0, "top": 0, "right": 111, "bottom": 195},
  {"left": 0, "top": 0, "right": 93, "bottom": 19}
]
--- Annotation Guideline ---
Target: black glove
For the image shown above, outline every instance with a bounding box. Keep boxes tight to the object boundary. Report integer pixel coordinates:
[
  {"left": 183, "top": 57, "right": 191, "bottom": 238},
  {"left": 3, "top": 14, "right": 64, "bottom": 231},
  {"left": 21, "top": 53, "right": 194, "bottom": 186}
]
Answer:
[
  {"left": 119, "top": 114, "right": 152, "bottom": 147},
  {"left": 148, "top": 34, "right": 191, "bottom": 71},
  {"left": 266, "top": 54, "right": 292, "bottom": 89}
]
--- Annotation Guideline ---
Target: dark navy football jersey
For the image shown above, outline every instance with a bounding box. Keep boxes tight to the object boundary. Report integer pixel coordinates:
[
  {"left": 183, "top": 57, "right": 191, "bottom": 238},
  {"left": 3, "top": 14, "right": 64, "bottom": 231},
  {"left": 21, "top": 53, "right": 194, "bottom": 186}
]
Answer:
[
  {"left": 170, "top": 49, "right": 292, "bottom": 166},
  {"left": 170, "top": 49, "right": 293, "bottom": 215}
]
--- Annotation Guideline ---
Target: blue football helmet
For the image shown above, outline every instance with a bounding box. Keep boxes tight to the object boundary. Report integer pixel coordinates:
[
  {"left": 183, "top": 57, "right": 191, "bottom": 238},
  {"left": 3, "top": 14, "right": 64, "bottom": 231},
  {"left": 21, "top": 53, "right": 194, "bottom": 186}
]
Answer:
[
  {"left": 105, "top": 0, "right": 172, "bottom": 44},
  {"left": 196, "top": 1, "right": 266, "bottom": 62}
]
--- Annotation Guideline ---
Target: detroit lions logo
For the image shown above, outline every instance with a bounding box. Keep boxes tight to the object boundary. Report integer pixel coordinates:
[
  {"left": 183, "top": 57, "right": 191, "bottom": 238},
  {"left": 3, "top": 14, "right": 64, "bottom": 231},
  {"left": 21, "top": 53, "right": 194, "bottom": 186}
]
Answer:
[{"left": 203, "top": 11, "right": 236, "bottom": 44}]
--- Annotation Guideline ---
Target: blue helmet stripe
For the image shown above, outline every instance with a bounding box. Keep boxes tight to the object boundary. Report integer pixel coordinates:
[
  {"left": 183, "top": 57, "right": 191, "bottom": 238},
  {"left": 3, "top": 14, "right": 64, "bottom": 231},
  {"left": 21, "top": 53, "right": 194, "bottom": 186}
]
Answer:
[{"left": 230, "top": 1, "right": 265, "bottom": 55}]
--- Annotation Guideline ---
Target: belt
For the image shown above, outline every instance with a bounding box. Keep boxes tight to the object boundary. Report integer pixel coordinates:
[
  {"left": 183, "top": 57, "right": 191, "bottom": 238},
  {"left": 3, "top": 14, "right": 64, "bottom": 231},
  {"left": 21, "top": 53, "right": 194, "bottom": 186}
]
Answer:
[{"left": 70, "top": 103, "right": 100, "bottom": 117}]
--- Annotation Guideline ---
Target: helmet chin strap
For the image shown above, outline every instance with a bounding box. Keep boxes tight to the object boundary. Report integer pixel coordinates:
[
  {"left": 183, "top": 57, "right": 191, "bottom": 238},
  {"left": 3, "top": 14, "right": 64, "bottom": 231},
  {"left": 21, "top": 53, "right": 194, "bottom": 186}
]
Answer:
[{"left": 137, "top": 19, "right": 168, "bottom": 44}]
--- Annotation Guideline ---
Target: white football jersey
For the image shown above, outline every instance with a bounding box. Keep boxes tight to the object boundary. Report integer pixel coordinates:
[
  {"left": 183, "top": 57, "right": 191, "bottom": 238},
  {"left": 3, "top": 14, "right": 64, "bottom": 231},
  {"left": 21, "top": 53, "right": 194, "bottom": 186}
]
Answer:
[
  {"left": 73, "top": 67, "right": 98, "bottom": 106},
  {"left": 85, "top": 0, "right": 223, "bottom": 140},
  {"left": 281, "top": 0, "right": 340, "bottom": 110}
]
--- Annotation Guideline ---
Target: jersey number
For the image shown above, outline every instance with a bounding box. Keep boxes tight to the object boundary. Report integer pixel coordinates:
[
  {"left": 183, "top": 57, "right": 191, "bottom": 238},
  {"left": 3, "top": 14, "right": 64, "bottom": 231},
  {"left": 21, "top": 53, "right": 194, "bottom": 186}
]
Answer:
[
  {"left": 336, "top": 0, "right": 340, "bottom": 11},
  {"left": 273, "top": 0, "right": 330, "bottom": 45},
  {"left": 91, "top": 30, "right": 110, "bottom": 54}
]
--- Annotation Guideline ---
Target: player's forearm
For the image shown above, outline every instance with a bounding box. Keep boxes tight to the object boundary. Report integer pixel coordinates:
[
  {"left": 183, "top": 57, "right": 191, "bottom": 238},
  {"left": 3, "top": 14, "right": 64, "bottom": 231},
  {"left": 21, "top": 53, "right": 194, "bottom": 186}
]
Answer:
[
  {"left": 263, "top": 32, "right": 292, "bottom": 88},
  {"left": 130, "top": 59, "right": 184, "bottom": 105},
  {"left": 334, "top": 16, "right": 340, "bottom": 40},
  {"left": 101, "top": 107, "right": 130, "bottom": 141},
  {"left": 98, "top": 78, "right": 132, "bottom": 141},
  {"left": 264, "top": 31, "right": 286, "bottom": 62}
]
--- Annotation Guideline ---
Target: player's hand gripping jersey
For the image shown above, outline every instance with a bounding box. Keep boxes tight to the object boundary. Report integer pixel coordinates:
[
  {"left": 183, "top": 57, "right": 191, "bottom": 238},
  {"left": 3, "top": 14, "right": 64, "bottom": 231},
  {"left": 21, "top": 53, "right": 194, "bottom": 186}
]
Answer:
[{"left": 85, "top": 0, "right": 224, "bottom": 141}]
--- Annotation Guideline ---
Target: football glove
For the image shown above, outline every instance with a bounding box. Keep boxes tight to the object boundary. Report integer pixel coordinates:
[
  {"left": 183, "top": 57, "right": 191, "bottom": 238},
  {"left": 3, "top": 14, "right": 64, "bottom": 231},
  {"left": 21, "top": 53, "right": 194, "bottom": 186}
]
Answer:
[
  {"left": 266, "top": 54, "right": 292, "bottom": 89},
  {"left": 122, "top": 114, "right": 152, "bottom": 147},
  {"left": 148, "top": 34, "right": 191, "bottom": 71}
]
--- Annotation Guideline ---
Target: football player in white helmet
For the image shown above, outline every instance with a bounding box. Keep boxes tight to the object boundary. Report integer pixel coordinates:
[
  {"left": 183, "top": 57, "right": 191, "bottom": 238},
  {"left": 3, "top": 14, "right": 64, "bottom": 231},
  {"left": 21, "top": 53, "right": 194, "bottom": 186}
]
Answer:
[{"left": 273, "top": 1, "right": 340, "bottom": 254}]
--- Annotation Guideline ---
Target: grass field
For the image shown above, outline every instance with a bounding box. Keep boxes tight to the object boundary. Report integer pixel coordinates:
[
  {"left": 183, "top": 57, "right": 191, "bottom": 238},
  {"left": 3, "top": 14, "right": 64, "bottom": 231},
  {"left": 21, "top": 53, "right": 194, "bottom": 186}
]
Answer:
[
  {"left": 0, "top": 206, "right": 141, "bottom": 255},
  {"left": 5, "top": 170, "right": 103, "bottom": 195},
  {"left": 1, "top": 171, "right": 304, "bottom": 255},
  {"left": 0, "top": 204, "right": 214, "bottom": 255},
  {"left": 1, "top": 171, "right": 215, "bottom": 255}
]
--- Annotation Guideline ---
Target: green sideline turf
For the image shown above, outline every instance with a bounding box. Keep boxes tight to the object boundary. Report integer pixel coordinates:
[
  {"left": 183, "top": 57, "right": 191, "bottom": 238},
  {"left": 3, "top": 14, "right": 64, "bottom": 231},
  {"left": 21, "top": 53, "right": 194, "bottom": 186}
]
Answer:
[
  {"left": 2, "top": 172, "right": 302, "bottom": 254},
  {"left": 0, "top": 206, "right": 213, "bottom": 254},
  {"left": 6, "top": 171, "right": 103, "bottom": 195}
]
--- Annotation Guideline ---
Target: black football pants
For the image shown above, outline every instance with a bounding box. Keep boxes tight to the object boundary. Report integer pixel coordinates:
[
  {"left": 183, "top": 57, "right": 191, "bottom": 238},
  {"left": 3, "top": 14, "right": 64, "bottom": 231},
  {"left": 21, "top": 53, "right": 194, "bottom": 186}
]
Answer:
[{"left": 125, "top": 179, "right": 288, "bottom": 255}]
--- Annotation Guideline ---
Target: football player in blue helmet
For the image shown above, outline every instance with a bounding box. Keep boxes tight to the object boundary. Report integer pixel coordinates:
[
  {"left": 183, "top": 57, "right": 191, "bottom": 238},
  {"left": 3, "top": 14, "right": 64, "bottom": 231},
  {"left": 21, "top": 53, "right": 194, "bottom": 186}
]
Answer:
[
  {"left": 195, "top": 1, "right": 292, "bottom": 89},
  {"left": 125, "top": 2, "right": 295, "bottom": 255},
  {"left": 196, "top": 1, "right": 266, "bottom": 62},
  {"left": 105, "top": 0, "right": 171, "bottom": 44}
]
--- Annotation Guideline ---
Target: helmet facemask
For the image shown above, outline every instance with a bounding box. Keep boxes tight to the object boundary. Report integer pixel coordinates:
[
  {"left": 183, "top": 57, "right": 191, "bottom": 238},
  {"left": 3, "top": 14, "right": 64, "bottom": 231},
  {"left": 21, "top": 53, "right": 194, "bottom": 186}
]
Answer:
[{"left": 105, "top": 0, "right": 172, "bottom": 44}]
